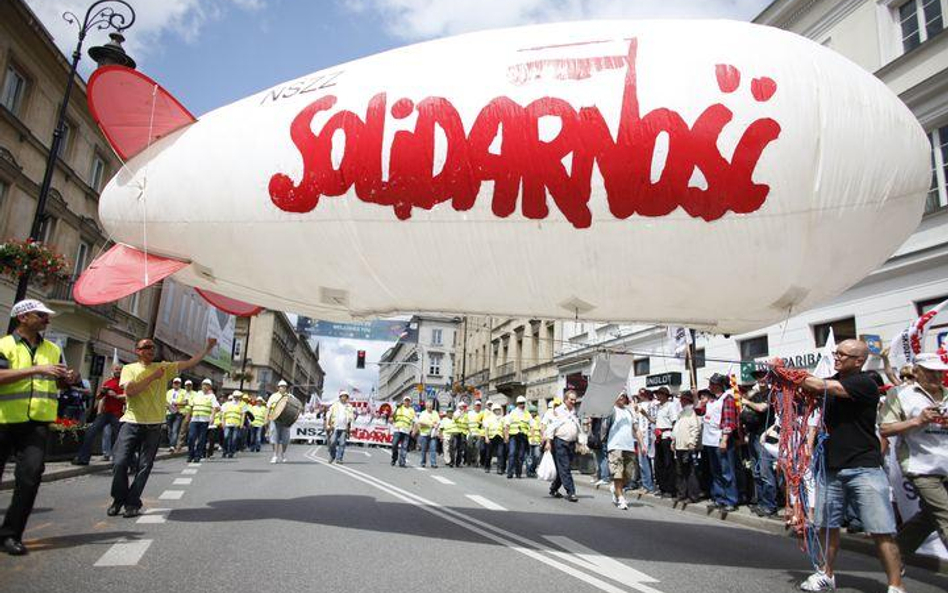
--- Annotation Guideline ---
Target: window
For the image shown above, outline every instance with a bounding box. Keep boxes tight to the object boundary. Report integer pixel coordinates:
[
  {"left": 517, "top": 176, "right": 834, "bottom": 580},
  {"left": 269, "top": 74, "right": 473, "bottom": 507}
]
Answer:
[
  {"left": 1, "top": 65, "right": 27, "bottom": 115},
  {"left": 56, "top": 120, "right": 75, "bottom": 162},
  {"left": 428, "top": 352, "right": 443, "bottom": 376},
  {"left": 74, "top": 241, "right": 91, "bottom": 277},
  {"left": 739, "top": 335, "right": 769, "bottom": 360},
  {"left": 161, "top": 282, "right": 175, "bottom": 324},
  {"left": 129, "top": 291, "right": 140, "bottom": 317},
  {"left": 0, "top": 179, "right": 8, "bottom": 213},
  {"left": 39, "top": 216, "right": 57, "bottom": 245},
  {"left": 546, "top": 323, "right": 555, "bottom": 360},
  {"left": 633, "top": 358, "right": 650, "bottom": 376},
  {"left": 916, "top": 296, "right": 948, "bottom": 330},
  {"left": 900, "top": 0, "right": 945, "bottom": 53},
  {"left": 928, "top": 126, "right": 948, "bottom": 213},
  {"left": 233, "top": 337, "right": 243, "bottom": 361},
  {"left": 90, "top": 155, "right": 106, "bottom": 191},
  {"left": 814, "top": 317, "right": 857, "bottom": 347},
  {"left": 694, "top": 348, "right": 706, "bottom": 369},
  {"left": 431, "top": 328, "right": 443, "bottom": 345}
]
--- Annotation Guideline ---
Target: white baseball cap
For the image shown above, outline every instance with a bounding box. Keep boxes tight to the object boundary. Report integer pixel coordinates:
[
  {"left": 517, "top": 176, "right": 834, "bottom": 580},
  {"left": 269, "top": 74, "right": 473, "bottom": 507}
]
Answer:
[
  {"left": 516, "top": 396, "right": 527, "bottom": 404},
  {"left": 492, "top": 403, "right": 502, "bottom": 411},
  {"left": 201, "top": 378, "right": 212, "bottom": 385},
  {"left": 10, "top": 299, "right": 55, "bottom": 317},
  {"left": 172, "top": 377, "right": 182, "bottom": 383},
  {"left": 339, "top": 390, "right": 350, "bottom": 398},
  {"left": 184, "top": 379, "right": 193, "bottom": 385},
  {"left": 915, "top": 353, "right": 948, "bottom": 371},
  {"left": 278, "top": 380, "right": 288, "bottom": 387}
]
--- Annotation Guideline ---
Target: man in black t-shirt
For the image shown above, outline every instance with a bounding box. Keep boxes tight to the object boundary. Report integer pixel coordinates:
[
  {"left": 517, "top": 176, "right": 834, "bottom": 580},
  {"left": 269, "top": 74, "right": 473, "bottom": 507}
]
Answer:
[{"left": 797, "top": 339, "right": 904, "bottom": 593}]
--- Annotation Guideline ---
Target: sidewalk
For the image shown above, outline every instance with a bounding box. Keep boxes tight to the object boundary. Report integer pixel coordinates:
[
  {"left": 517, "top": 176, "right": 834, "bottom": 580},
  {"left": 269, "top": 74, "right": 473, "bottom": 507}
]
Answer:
[
  {"left": 1, "top": 450, "right": 186, "bottom": 490},
  {"left": 575, "top": 476, "right": 948, "bottom": 576}
]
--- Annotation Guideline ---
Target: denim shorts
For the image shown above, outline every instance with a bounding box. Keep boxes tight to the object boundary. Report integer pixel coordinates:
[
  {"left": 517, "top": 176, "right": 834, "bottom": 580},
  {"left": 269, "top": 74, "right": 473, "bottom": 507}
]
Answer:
[
  {"left": 814, "top": 466, "right": 896, "bottom": 534},
  {"left": 270, "top": 422, "right": 291, "bottom": 446}
]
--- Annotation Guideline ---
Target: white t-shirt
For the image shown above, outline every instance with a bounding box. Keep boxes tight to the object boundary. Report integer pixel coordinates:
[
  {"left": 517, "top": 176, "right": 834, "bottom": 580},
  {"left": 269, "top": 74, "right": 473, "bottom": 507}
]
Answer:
[
  {"left": 334, "top": 404, "right": 351, "bottom": 429},
  {"left": 607, "top": 407, "right": 637, "bottom": 452}
]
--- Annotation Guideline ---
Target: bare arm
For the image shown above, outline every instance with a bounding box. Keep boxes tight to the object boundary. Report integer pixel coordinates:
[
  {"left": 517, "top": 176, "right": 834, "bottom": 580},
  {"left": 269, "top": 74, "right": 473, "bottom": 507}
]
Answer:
[
  {"left": 124, "top": 366, "right": 167, "bottom": 398},
  {"left": 800, "top": 376, "right": 850, "bottom": 398},
  {"left": 880, "top": 348, "right": 902, "bottom": 387},
  {"left": 880, "top": 408, "right": 942, "bottom": 438},
  {"left": 741, "top": 398, "right": 769, "bottom": 413},
  {"left": 0, "top": 364, "right": 69, "bottom": 386}
]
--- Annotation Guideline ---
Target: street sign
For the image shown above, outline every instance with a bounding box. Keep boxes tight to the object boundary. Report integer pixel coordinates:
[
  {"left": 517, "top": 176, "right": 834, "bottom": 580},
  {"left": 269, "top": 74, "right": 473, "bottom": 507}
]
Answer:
[{"left": 297, "top": 318, "right": 417, "bottom": 342}]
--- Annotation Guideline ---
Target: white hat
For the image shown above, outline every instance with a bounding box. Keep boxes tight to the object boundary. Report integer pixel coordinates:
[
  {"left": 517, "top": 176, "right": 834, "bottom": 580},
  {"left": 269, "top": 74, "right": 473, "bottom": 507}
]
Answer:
[
  {"left": 172, "top": 377, "right": 182, "bottom": 383},
  {"left": 201, "top": 378, "right": 212, "bottom": 385},
  {"left": 278, "top": 380, "right": 288, "bottom": 387},
  {"left": 516, "top": 396, "right": 527, "bottom": 404},
  {"left": 232, "top": 390, "right": 243, "bottom": 397},
  {"left": 10, "top": 299, "right": 55, "bottom": 317},
  {"left": 473, "top": 400, "right": 482, "bottom": 406},
  {"left": 915, "top": 353, "right": 948, "bottom": 371},
  {"left": 184, "top": 379, "right": 193, "bottom": 385},
  {"left": 403, "top": 395, "right": 412, "bottom": 402},
  {"left": 492, "top": 403, "right": 502, "bottom": 411},
  {"left": 339, "top": 390, "right": 350, "bottom": 398}
]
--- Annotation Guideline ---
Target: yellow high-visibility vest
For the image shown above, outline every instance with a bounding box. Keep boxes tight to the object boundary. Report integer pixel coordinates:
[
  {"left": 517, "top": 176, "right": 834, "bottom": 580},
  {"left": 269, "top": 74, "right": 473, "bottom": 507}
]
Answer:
[
  {"left": 454, "top": 411, "right": 469, "bottom": 435},
  {"left": 222, "top": 401, "right": 243, "bottom": 427},
  {"left": 0, "top": 334, "right": 61, "bottom": 424},
  {"left": 484, "top": 414, "right": 504, "bottom": 439},
  {"left": 417, "top": 410, "right": 439, "bottom": 434},
  {"left": 190, "top": 393, "right": 216, "bottom": 418},
  {"left": 439, "top": 417, "right": 457, "bottom": 436},
  {"left": 393, "top": 405, "right": 416, "bottom": 430},
  {"left": 528, "top": 417, "right": 542, "bottom": 445},
  {"left": 250, "top": 404, "right": 267, "bottom": 427},
  {"left": 467, "top": 410, "right": 483, "bottom": 437}
]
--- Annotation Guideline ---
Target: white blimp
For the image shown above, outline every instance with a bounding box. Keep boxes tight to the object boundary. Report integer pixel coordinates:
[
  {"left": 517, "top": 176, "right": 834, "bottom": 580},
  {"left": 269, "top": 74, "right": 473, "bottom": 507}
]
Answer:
[{"left": 75, "top": 20, "right": 930, "bottom": 332}]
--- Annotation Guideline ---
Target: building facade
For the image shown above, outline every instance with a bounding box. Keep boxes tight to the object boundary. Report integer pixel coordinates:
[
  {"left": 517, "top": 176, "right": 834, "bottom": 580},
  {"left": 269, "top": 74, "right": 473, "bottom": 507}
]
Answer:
[
  {"left": 378, "top": 315, "right": 459, "bottom": 404},
  {"left": 553, "top": 0, "right": 948, "bottom": 401},
  {"left": 0, "top": 0, "right": 158, "bottom": 391},
  {"left": 223, "top": 310, "right": 324, "bottom": 404}
]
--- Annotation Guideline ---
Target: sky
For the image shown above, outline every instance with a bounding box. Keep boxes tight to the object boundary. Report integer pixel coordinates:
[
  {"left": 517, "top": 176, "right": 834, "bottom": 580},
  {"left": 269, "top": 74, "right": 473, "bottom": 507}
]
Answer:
[{"left": 27, "top": 0, "right": 772, "bottom": 397}]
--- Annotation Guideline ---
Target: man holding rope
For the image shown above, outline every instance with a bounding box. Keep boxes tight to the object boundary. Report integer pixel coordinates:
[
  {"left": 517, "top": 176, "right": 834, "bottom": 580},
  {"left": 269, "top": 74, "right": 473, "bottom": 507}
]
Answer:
[{"left": 796, "top": 339, "right": 905, "bottom": 593}]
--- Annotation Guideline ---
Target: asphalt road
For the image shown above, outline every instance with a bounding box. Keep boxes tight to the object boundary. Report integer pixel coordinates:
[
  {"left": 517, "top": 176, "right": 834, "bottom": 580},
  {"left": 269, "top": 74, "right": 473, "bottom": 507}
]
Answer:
[{"left": 2, "top": 444, "right": 946, "bottom": 593}]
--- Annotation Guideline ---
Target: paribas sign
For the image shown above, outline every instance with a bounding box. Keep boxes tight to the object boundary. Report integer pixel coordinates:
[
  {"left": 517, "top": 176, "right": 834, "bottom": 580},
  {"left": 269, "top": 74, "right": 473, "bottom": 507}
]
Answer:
[{"left": 759, "top": 352, "right": 820, "bottom": 370}]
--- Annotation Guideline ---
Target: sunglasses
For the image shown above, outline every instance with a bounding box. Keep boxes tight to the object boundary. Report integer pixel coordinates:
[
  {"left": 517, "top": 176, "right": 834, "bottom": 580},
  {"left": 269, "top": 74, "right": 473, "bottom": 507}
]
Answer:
[
  {"left": 137, "top": 344, "right": 155, "bottom": 351},
  {"left": 33, "top": 312, "right": 50, "bottom": 320}
]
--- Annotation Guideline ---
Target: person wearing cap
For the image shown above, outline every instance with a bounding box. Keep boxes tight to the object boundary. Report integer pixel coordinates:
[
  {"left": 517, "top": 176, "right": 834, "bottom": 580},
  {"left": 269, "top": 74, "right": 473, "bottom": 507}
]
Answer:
[
  {"left": 186, "top": 379, "right": 220, "bottom": 462},
  {"left": 466, "top": 400, "right": 485, "bottom": 468},
  {"left": 415, "top": 399, "right": 440, "bottom": 468},
  {"left": 629, "top": 389, "right": 656, "bottom": 493},
  {"left": 238, "top": 393, "right": 254, "bottom": 451},
  {"left": 390, "top": 396, "right": 416, "bottom": 467},
  {"left": 220, "top": 392, "right": 244, "bottom": 458},
  {"left": 453, "top": 401, "right": 470, "bottom": 466},
  {"left": 165, "top": 377, "right": 188, "bottom": 453},
  {"left": 207, "top": 393, "right": 225, "bottom": 458},
  {"left": 73, "top": 363, "right": 126, "bottom": 466},
  {"left": 653, "top": 387, "right": 680, "bottom": 498},
  {"left": 0, "top": 299, "right": 79, "bottom": 555},
  {"left": 545, "top": 390, "right": 581, "bottom": 502},
  {"left": 266, "top": 380, "right": 292, "bottom": 463},
  {"left": 504, "top": 395, "right": 531, "bottom": 479},
  {"left": 249, "top": 396, "right": 267, "bottom": 453},
  {"left": 741, "top": 371, "right": 777, "bottom": 517},
  {"left": 699, "top": 373, "right": 740, "bottom": 512},
  {"left": 109, "top": 336, "right": 216, "bottom": 518},
  {"left": 672, "top": 390, "right": 702, "bottom": 503},
  {"left": 880, "top": 352, "right": 948, "bottom": 556},
  {"left": 603, "top": 391, "right": 638, "bottom": 510},
  {"left": 525, "top": 405, "right": 543, "bottom": 478},
  {"left": 483, "top": 403, "right": 507, "bottom": 474},
  {"left": 326, "top": 390, "right": 355, "bottom": 464},
  {"left": 438, "top": 408, "right": 459, "bottom": 466},
  {"left": 793, "top": 339, "right": 904, "bottom": 593},
  {"left": 175, "top": 379, "right": 198, "bottom": 452}
]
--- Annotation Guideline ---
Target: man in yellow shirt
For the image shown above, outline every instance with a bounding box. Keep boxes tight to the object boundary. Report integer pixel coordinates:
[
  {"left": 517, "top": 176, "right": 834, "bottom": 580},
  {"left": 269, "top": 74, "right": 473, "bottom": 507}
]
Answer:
[{"left": 109, "top": 337, "right": 215, "bottom": 518}]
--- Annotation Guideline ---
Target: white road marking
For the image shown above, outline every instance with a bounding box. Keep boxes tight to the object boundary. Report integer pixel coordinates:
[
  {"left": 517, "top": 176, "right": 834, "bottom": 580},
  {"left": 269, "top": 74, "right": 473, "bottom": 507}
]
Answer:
[
  {"left": 305, "top": 448, "right": 660, "bottom": 593},
  {"left": 543, "top": 535, "right": 660, "bottom": 588},
  {"left": 187, "top": 463, "right": 201, "bottom": 468},
  {"left": 173, "top": 478, "right": 192, "bottom": 485},
  {"left": 415, "top": 466, "right": 427, "bottom": 471},
  {"left": 158, "top": 490, "right": 184, "bottom": 500},
  {"left": 431, "top": 475, "right": 455, "bottom": 485},
  {"left": 363, "top": 450, "right": 372, "bottom": 457},
  {"left": 94, "top": 540, "right": 153, "bottom": 566},
  {"left": 182, "top": 469, "right": 198, "bottom": 475},
  {"left": 135, "top": 507, "right": 171, "bottom": 524},
  {"left": 466, "top": 494, "right": 507, "bottom": 511}
]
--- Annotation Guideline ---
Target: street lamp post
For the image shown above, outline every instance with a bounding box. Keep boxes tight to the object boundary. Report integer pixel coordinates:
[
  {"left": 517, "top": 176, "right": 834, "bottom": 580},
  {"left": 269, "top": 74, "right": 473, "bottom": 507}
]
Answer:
[{"left": 7, "top": 1, "right": 136, "bottom": 332}]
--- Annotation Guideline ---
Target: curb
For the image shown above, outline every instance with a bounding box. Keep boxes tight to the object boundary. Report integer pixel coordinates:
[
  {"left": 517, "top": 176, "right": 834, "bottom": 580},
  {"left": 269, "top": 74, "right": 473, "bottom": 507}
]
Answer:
[
  {"left": 575, "top": 477, "right": 948, "bottom": 576},
  {"left": 0, "top": 451, "right": 186, "bottom": 491}
]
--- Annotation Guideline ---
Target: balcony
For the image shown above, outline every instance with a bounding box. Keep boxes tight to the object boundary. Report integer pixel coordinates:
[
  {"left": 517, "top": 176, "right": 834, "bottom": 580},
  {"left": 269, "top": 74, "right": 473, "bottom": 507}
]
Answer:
[
  {"left": 494, "top": 361, "right": 522, "bottom": 386},
  {"left": 466, "top": 369, "right": 489, "bottom": 387},
  {"left": 46, "top": 277, "right": 116, "bottom": 321}
]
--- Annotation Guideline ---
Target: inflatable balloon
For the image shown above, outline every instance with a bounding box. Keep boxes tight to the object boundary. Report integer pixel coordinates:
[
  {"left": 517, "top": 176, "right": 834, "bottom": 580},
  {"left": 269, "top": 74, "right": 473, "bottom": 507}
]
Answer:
[{"left": 77, "top": 20, "right": 930, "bottom": 332}]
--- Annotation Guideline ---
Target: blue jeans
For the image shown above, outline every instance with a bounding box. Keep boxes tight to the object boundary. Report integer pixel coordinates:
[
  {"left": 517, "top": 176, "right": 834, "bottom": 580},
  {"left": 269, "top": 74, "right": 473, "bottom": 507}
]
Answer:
[
  {"left": 485, "top": 436, "right": 506, "bottom": 472},
  {"left": 507, "top": 434, "right": 527, "bottom": 477},
  {"left": 637, "top": 450, "right": 655, "bottom": 491},
  {"left": 250, "top": 426, "right": 262, "bottom": 451},
  {"left": 391, "top": 431, "right": 409, "bottom": 466},
  {"left": 166, "top": 413, "right": 184, "bottom": 448},
  {"left": 706, "top": 444, "right": 739, "bottom": 507},
  {"left": 751, "top": 437, "right": 778, "bottom": 513},
  {"left": 526, "top": 444, "right": 541, "bottom": 476},
  {"left": 595, "top": 449, "right": 609, "bottom": 481},
  {"left": 550, "top": 438, "right": 576, "bottom": 496},
  {"left": 76, "top": 412, "right": 120, "bottom": 463},
  {"left": 223, "top": 426, "right": 240, "bottom": 456},
  {"left": 188, "top": 421, "right": 209, "bottom": 460},
  {"left": 329, "top": 429, "right": 348, "bottom": 461},
  {"left": 418, "top": 434, "right": 438, "bottom": 467},
  {"left": 816, "top": 467, "right": 896, "bottom": 534}
]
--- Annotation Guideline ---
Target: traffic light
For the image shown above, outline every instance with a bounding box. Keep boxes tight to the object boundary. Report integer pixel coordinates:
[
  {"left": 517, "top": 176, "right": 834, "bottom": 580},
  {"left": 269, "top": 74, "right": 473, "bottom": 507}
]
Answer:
[{"left": 356, "top": 350, "right": 366, "bottom": 369}]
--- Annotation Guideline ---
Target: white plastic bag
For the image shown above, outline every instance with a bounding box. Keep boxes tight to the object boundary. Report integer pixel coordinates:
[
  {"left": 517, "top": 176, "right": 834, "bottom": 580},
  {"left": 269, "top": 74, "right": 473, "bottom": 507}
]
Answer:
[{"left": 537, "top": 450, "right": 557, "bottom": 481}]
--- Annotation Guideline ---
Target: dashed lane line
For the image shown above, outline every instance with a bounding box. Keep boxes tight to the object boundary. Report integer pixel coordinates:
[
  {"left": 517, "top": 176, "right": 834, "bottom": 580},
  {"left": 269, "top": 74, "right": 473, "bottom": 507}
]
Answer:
[
  {"left": 465, "top": 494, "right": 507, "bottom": 511},
  {"left": 94, "top": 539, "right": 153, "bottom": 566},
  {"left": 431, "top": 475, "right": 455, "bottom": 485},
  {"left": 158, "top": 490, "right": 184, "bottom": 500},
  {"left": 136, "top": 508, "right": 172, "bottom": 525},
  {"left": 173, "top": 478, "right": 192, "bottom": 485},
  {"left": 182, "top": 469, "right": 198, "bottom": 475}
]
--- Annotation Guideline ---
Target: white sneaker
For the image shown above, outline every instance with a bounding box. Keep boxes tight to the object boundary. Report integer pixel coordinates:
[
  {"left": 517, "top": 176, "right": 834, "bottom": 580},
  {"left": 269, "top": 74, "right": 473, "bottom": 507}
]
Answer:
[
  {"left": 886, "top": 587, "right": 907, "bottom": 593},
  {"left": 617, "top": 497, "right": 629, "bottom": 510},
  {"left": 610, "top": 485, "right": 619, "bottom": 506},
  {"left": 270, "top": 456, "right": 278, "bottom": 464},
  {"left": 279, "top": 456, "right": 286, "bottom": 463},
  {"left": 799, "top": 571, "right": 835, "bottom": 591}
]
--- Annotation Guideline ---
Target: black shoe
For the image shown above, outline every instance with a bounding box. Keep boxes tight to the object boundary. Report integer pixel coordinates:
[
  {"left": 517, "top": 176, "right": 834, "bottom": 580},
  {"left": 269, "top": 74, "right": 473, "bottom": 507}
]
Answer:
[
  {"left": 391, "top": 460, "right": 396, "bottom": 466},
  {"left": 549, "top": 490, "right": 563, "bottom": 499},
  {"left": 507, "top": 475, "right": 513, "bottom": 479},
  {"left": 1, "top": 537, "right": 27, "bottom": 556},
  {"left": 71, "top": 458, "right": 89, "bottom": 466},
  {"left": 123, "top": 507, "right": 142, "bottom": 519},
  {"left": 721, "top": 505, "right": 738, "bottom": 513},
  {"left": 566, "top": 494, "right": 579, "bottom": 502},
  {"left": 107, "top": 503, "right": 123, "bottom": 517}
]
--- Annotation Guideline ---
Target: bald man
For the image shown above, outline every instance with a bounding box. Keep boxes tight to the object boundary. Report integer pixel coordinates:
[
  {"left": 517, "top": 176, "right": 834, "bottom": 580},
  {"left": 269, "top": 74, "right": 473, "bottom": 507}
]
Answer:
[{"left": 796, "top": 339, "right": 904, "bottom": 593}]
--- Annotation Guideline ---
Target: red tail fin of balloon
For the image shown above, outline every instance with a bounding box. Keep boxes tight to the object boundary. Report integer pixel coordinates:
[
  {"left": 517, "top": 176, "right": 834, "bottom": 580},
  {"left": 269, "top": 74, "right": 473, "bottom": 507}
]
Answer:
[{"left": 87, "top": 65, "right": 196, "bottom": 161}]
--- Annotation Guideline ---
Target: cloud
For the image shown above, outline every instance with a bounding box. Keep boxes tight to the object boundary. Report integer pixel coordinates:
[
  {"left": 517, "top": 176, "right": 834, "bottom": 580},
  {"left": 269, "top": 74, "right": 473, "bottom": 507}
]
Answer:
[
  {"left": 317, "top": 337, "right": 394, "bottom": 399},
  {"left": 341, "top": 0, "right": 771, "bottom": 40},
  {"left": 26, "top": 0, "right": 263, "bottom": 73}
]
